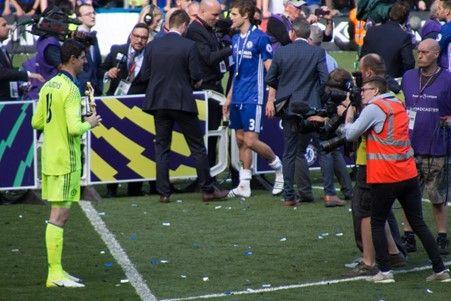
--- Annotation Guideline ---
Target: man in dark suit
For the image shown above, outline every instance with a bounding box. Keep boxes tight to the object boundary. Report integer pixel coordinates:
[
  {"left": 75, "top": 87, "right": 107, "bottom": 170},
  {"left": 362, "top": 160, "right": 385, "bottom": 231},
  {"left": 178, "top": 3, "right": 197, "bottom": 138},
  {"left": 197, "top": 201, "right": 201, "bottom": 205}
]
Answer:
[
  {"left": 0, "top": 16, "right": 44, "bottom": 100},
  {"left": 185, "top": 0, "right": 232, "bottom": 171},
  {"left": 75, "top": 3, "right": 103, "bottom": 95},
  {"left": 266, "top": 17, "right": 328, "bottom": 206},
  {"left": 360, "top": 1, "right": 415, "bottom": 78},
  {"left": 141, "top": 9, "right": 228, "bottom": 203},
  {"left": 102, "top": 23, "right": 150, "bottom": 197},
  {"left": 103, "top": 23, "right": 150, "bottom": 96}
]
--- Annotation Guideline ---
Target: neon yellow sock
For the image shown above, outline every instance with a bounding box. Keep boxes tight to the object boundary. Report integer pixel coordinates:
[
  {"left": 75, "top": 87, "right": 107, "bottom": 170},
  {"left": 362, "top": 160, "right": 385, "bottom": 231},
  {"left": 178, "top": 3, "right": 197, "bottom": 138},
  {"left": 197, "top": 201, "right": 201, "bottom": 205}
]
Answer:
[{"left": 45, "top": 223, "right": 64, "bottom": 275}]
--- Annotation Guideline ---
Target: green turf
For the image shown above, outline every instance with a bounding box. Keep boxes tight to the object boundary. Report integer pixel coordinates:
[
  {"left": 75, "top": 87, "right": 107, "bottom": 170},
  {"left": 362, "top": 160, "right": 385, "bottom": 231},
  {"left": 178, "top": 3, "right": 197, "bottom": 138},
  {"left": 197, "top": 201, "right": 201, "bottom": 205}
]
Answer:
[
  {"left": 0, "top": 203, "right": 138, "bottom": 301},
  {"left": 1, "top": 187, "right": 449, "bottom": 300}
]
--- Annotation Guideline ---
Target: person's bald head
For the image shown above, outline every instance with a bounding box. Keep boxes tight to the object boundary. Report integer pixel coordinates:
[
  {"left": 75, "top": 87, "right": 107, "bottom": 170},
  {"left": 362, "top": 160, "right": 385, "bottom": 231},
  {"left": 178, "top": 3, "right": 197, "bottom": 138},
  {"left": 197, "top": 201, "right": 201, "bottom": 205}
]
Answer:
[
  {"left": 417, "top": 38, "right": 440, "bottom": 68},
  {"left": 199, "top": 0, "right": 222, "bottom": 27},
  {"left": 359, "top": 53, "right": 386, "bottom": 80}
]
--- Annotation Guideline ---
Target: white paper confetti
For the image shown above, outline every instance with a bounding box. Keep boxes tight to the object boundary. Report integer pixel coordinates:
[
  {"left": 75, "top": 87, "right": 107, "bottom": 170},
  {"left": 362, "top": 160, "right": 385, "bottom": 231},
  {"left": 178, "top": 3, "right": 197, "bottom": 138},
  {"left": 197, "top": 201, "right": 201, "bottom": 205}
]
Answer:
[
  {"left": 215, "top": 206, "right": 222, "bottom": 210},
  {"left": 318, "top": 236, "right": 324, "bottom": 239},
  {"left": 280, "top": 237, "right": 287, "bottom": 242},
  {"left": 336, "top": 233, "right": 344, "bottom": 237},
  {"left": 180, "top": 275, "right": 187, "bottom": 279},
  {"left": 426, "top": 289, "right": 433, "bottom": 294},
  {"left": 202, "top": 277, "right": 209, "bottom": 282},
  {"left": 262, "top": 284, "right": 271, "bottom": 288},
  {"left": 176, "top": 200, "right": 183, "bottom": 203},
  {"left": 100, "top": 250, "right": 105, "bottom": 254},
  {"left": 11, "top": 249, "right": 19, "bottom": 252},
  {"left": 18, "top": 215, "right": 23, "bottom": 218},
  {"left": 120, "top": 279, "right": 129, "bottom": 283},
  {"left": 162, "top": 222, "right": 171, "bottom": 226},
  {"left": 98, "top": 212, "right": 106, "bottom": 216},
  {"left": 160, "top": 260, "right": 169, "bottom": 263}
]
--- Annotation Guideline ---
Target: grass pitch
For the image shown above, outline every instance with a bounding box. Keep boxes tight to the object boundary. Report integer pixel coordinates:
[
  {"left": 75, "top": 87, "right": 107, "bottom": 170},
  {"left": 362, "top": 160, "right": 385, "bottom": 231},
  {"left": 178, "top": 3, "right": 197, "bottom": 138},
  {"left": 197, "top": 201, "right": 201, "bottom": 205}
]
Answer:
[{"left": 1, "top": 186, "right": 450, "bottom": 300}]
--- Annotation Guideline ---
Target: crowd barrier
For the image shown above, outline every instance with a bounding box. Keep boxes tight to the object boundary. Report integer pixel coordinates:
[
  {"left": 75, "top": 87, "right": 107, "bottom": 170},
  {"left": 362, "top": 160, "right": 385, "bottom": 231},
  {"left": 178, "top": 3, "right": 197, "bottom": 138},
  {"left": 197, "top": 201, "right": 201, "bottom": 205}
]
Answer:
[
  {"left": 0, "top": 91, "right": 354, "bottom": 191},
  {"left": 0, "top": 91, "right": 229, "bottom": 190}
]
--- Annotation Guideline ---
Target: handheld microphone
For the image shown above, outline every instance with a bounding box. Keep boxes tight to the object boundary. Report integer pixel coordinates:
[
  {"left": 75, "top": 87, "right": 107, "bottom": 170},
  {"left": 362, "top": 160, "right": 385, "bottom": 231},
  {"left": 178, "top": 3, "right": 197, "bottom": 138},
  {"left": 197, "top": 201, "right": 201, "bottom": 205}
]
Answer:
[{"left": 115, "top": 52, "right": 127, "bottom": 68}]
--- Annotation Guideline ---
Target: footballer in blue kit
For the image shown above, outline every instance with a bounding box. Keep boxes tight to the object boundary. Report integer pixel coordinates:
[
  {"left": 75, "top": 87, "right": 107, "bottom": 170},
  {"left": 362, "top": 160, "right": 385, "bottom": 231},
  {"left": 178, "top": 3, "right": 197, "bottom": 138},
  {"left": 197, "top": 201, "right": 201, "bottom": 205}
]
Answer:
[{"left": 223, "top": 0, "right": 284, "bottom": 198}]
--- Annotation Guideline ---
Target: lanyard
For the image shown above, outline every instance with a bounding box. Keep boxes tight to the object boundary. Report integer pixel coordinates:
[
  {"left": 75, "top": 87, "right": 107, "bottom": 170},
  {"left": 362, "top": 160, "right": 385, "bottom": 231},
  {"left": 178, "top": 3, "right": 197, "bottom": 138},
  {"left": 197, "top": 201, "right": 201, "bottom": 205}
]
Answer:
[
  {"left": 418, "top": 67, "right": 441, "bottom": 97},
  {"left": 235, "top": 27, "right": 252, "bottom": 78}
]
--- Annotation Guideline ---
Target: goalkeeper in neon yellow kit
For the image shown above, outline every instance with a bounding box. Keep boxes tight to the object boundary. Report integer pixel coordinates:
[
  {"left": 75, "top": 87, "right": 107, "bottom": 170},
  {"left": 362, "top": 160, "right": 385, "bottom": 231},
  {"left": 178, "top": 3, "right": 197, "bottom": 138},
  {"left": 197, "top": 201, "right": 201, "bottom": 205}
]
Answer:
[{"left": 31, "top": 39, "right": 102, "bottom": 288}]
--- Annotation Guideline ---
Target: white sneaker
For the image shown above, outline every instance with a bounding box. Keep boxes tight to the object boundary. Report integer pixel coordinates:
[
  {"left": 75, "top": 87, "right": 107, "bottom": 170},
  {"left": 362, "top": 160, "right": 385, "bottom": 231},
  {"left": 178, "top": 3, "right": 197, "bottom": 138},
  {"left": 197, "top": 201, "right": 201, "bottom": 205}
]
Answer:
[
  {"left": 47, "top": 278, "right": 85, "bottom": 288},
  {"left": 366, "top": 271, "right": 395, "bottom": 283},
  {"left": 227, "top": 185, "right": 251, "bottom": 198},
  {"left": 272, "top": 170, "right": 284, "bottom": 195},
  {"left": 64, "top": 271, "right": 81, "bottom": 283}
]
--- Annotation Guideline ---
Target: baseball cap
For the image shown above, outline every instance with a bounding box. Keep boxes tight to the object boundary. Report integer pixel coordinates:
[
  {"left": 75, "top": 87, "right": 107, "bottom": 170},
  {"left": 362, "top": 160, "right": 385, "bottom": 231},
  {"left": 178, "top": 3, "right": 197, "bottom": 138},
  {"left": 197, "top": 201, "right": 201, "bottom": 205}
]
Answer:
[{"left": 283, "top": 0, "right": 307, "bottom": 8}]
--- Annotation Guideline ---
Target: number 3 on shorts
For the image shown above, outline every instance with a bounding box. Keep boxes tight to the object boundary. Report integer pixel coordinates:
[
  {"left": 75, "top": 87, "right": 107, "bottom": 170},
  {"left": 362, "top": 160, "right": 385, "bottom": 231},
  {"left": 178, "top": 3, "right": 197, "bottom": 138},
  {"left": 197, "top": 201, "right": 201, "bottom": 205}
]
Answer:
[{"left": 249, "top": 119, "right": 255, "bottom": 131}]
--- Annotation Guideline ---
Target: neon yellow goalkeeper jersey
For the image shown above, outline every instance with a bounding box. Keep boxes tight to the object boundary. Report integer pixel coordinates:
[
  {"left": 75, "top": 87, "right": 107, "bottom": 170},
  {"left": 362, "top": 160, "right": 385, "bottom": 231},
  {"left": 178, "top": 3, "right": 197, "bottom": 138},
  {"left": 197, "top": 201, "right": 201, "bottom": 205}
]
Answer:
[{"left": 31, "top": 71, "right": 91, "bottom": 175}]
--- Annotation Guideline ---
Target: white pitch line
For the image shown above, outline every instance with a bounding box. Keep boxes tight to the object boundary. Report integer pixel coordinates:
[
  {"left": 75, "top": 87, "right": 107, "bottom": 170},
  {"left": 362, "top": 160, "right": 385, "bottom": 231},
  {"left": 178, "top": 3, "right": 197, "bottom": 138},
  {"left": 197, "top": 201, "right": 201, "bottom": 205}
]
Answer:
[
  {"left": 79, "top": 200, "right": 157, "bottom": 301},
  {"left": 161, "top": 261, "right": 451, "bottom": 301}
]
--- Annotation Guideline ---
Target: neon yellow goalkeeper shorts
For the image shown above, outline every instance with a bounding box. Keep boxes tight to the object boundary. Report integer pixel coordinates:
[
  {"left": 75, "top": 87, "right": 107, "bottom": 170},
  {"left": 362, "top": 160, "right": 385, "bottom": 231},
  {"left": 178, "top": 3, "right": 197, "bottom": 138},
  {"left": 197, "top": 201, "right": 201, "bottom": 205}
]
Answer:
[{"left": 42, "top": 171, "right": 81, "bottom": 202}]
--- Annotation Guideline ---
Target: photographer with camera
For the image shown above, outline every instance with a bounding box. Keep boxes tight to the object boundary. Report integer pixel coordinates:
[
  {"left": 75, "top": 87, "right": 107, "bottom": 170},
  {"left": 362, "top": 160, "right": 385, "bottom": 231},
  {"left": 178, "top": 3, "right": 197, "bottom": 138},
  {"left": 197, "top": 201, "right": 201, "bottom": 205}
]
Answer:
[
  {"left": 266, "top": 17, "right": 328, "bottom": 206},
  {"left": 341, "top": 76, "right": 449, "bottom": 283},
  {"left": 401, "top": 38, "right": 451, "bottom": 255},
  {"left": 21, "top": 1, "right": 81, "bottom": 100},
  {"left": 307, "top": 68, "right": 354, "bottom": 207}
]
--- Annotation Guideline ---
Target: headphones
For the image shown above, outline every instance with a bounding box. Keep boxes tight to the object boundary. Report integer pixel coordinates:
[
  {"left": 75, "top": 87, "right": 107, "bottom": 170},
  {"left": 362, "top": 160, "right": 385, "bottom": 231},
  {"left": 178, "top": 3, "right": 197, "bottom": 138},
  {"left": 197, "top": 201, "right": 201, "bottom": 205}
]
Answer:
[{"left": 143, "top": 4, "right": 156, "bottom": 26}]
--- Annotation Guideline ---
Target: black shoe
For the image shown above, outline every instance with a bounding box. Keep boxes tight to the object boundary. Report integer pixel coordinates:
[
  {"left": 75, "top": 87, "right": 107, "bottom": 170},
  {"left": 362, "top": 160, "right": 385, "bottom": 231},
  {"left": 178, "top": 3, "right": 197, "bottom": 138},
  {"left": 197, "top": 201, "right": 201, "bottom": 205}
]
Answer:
[
  {"left": 401, "top": 233, "right": 417, "bottom": 253},
  {"left": 437, "top": 235, "right": 449, "bottom": 255}
]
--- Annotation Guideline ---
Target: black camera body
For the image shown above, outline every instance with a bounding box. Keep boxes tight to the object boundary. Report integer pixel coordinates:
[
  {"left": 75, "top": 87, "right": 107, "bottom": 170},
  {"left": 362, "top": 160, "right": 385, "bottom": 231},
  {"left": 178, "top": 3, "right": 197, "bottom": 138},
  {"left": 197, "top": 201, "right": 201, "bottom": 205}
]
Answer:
[
  {"left": 292, "top": 72, "right": 363, "bottom": 152},
  {"left": 319, "top": 72, "right": 363, "bottom": 152},
  {"left": 24, "top": 7, "right": 93, "bottom": 46}
]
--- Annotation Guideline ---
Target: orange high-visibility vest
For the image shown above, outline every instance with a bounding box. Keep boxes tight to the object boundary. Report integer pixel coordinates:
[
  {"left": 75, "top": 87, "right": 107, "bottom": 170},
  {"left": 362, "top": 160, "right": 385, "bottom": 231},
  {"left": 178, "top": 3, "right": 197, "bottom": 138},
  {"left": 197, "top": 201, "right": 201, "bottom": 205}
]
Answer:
[
  {"left": 349, "top": 8, "right": 366, "bottom": 47},
  {"left": 366, "top": 95, "right": 418, "bottom": 184}
]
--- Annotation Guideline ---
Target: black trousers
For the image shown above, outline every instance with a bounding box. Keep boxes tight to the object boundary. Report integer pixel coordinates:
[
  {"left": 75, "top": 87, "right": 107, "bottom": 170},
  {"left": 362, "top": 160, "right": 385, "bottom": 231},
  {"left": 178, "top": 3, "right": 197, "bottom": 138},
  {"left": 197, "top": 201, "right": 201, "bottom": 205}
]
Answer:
[
  {"left": 370, "top": 177, "right": 445, "bottom": 273},
  {"left": 154, "top": 109, "right": 213, "bottom": 196},
  {"left": 352, "top": 166, "right": 406, "bottom": 257}
]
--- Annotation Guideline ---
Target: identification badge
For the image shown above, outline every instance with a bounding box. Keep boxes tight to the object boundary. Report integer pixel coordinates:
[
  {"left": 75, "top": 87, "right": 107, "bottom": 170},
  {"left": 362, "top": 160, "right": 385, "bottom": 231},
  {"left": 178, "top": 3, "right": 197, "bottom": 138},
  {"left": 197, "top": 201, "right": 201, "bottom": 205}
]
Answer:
[
  {"left": 407, "top": 109, "right": 417, "bottom": 130},
  {"left": 9, "top": 82, "right": 18, "bottom": 98},
  {"left": 219, "top": 61, "right": 227, "bottom": 73},
  {"left": 114, "top": 80, "right": 131, "bottom": 96}
]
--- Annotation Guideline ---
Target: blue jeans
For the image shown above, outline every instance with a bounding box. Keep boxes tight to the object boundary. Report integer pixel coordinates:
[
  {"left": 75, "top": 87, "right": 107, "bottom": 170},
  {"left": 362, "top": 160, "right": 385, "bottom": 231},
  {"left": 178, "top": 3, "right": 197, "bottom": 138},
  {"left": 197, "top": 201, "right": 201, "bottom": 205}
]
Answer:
[
  {"left": 282, "top": 117, "right": 313, "bottom": 200},
  {"left": 313, "top": 135, "right": 353, "bottom": 198}
]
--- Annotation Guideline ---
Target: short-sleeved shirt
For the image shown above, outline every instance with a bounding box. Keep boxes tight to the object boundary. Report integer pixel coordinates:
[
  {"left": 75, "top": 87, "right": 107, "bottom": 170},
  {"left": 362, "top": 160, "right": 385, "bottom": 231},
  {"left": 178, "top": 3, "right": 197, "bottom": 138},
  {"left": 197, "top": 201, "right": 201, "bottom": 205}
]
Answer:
[
  {"left": 231, "top": 26, "right": 272, "bottom": 105},
  {"left": 31, "top": 71, "right": 91, "bottom": 175}
]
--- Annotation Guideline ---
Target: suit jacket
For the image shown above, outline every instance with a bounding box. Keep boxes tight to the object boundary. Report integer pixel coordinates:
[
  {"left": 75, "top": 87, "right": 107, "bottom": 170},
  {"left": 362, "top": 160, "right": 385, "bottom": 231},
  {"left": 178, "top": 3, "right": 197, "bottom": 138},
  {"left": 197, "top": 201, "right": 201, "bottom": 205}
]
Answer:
[
  {"left": 266, "top": 39, "right": 328, "bottom": 114},
  {"left": 77, "top": 33, "right": 103, "bottom": 95},
  {"left": 0, "top": 46, "right": 28, "bottom": 100},
  {"left": 141, "top": 32, "right": 203, "bottom": 114},
  {"left": 360, "top": 21, "right": 415, "bottom": 78},
  {"left": 185, "top": 18, "right": 232, "bottom": 91},
  {"left": 102, "top": 43, "right": 148, "bottom": 95}
]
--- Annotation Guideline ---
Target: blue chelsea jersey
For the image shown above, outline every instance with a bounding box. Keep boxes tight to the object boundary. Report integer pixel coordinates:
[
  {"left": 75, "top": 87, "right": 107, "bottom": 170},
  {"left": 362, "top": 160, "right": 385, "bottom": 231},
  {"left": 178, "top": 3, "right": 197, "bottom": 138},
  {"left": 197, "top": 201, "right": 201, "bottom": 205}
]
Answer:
[{"left": 231, "top": 26, "right": 273, "bottom": 105}]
